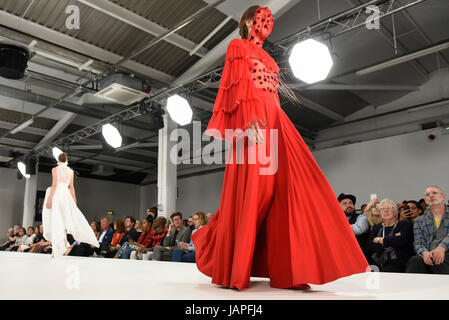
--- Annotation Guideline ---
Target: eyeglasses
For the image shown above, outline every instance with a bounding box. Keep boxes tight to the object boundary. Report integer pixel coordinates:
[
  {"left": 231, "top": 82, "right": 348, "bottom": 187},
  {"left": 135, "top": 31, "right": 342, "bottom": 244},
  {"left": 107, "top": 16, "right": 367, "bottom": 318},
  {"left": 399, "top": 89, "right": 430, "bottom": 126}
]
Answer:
[
  {"left": 379, "top": 206, "right": 395, "bottom": 211},
  {"left": 425, "top": 191, "right": 441, "bottom": 197}
]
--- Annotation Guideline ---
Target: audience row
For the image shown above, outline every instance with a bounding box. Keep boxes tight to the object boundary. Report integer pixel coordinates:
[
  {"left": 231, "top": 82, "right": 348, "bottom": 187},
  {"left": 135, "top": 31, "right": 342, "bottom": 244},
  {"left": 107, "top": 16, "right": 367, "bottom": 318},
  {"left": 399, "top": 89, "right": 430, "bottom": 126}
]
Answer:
[{"left": 2, "top": 186, "right": 448, "bottom": 275}]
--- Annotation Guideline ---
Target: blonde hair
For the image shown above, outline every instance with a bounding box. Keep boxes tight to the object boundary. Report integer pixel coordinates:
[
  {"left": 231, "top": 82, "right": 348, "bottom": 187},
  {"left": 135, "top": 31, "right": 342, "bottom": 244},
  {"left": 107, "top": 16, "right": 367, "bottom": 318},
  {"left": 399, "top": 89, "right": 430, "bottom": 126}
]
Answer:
[{"left": 192, "top": 211, "right": 208, "bottom": 226}]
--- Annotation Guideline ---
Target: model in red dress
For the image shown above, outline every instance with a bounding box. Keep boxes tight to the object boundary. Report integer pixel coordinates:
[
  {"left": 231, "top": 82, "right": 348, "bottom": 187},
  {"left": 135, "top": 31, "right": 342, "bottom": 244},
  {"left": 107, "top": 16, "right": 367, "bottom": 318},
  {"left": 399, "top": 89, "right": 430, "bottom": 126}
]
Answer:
[{"left": 192, "top": 6, "right": 369, "bottom": 291}]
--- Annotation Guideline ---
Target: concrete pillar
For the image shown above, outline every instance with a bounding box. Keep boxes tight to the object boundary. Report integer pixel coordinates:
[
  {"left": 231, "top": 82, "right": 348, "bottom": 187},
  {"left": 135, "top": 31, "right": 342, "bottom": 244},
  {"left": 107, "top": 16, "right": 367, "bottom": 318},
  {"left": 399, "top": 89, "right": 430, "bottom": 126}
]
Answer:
[
  {"left": 22, "top": 162, "right": 38, "bottom": 227},
  {"left": 157, "top": 113, "right": 178, "bottom": 219}
]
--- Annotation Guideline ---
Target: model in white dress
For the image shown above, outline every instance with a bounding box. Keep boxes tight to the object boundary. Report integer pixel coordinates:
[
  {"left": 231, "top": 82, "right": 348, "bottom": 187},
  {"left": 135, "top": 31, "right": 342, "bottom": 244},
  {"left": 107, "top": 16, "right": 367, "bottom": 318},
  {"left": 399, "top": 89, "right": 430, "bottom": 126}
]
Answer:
[{"left": 42, "top": 161, "right": 99, "bottom": 257}]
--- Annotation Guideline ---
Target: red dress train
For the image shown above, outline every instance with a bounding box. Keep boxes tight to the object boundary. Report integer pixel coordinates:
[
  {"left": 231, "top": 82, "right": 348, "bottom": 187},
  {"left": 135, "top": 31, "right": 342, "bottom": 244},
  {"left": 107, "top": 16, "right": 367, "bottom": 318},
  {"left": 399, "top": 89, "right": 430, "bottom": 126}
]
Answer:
[{"left": 192, "top": 38, "right": 369, "bottom": 290}]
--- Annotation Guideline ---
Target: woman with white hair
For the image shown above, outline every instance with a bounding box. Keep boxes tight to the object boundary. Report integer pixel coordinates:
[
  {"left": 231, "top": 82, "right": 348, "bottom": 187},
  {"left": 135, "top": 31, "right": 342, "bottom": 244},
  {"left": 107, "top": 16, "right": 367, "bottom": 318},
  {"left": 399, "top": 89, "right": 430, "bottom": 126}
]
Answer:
[{"left": 365, "top": 199, "right": 414, "bottom": 272}]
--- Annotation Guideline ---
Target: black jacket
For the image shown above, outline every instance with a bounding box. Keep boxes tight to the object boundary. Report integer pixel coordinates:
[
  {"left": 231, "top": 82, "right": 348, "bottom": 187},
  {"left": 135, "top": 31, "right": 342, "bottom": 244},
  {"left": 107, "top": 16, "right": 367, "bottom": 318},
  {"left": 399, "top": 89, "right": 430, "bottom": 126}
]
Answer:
[
  {"left": 365, "top": 220, "right": 414, "bottom": 266},
  {"left": 120, "top": 227, "right": 140, "bottom": 246}
]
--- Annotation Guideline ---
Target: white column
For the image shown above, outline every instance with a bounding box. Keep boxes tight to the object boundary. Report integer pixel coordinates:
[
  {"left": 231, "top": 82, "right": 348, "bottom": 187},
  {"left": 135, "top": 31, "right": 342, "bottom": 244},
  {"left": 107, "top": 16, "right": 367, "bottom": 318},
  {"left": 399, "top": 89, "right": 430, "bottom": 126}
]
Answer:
[
  {"left": 22, "top": 163, "right": 38, "bottom": 227},
  {"left": 157, "top": 112, "right": 178, "bottom": 219}
]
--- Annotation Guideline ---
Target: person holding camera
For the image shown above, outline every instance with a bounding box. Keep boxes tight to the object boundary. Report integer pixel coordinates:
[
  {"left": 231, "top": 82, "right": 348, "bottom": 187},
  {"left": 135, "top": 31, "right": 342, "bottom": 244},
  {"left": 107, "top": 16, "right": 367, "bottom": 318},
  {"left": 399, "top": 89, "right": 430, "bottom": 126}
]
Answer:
[
  {"left": 366, "top": 199, "right": 414, "bottom": 272},
  {"left": 399, "top": 201, "right": 423, "bottom": 223}
]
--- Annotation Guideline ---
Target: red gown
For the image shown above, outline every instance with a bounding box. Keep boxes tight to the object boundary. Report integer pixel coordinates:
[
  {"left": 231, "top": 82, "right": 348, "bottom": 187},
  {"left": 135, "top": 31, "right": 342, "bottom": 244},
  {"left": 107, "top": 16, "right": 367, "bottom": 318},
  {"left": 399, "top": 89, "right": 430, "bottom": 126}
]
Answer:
[{"left": 192, "top": 38, "right": 369, "bottom": 290}]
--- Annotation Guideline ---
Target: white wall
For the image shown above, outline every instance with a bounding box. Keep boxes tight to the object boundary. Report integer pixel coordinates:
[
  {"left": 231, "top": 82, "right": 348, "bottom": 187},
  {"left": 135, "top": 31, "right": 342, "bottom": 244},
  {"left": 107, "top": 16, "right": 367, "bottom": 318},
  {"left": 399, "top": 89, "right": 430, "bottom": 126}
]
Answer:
[
  {"left": 0, "top": 167, "right": 25, "bottom": 235},
  {"left": 176, "top": 171, "right": 224, "bottom": 218},
  {"left": 37, "top": 172, "right": 140, "bottom": 223},
  {"left": 139, "top": 183, "right": 158, "bottom": 220},
  {"left": 313, "top": 128, "right": 449, "bottom": 206}
]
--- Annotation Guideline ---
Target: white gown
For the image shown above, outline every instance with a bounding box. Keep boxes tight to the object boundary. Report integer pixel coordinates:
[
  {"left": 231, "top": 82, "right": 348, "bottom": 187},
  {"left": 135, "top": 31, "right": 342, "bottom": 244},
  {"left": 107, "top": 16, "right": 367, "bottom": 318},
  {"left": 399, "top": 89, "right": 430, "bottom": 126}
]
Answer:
[{"left": 42, "top": 162, "right": 99, "bottom": 257}]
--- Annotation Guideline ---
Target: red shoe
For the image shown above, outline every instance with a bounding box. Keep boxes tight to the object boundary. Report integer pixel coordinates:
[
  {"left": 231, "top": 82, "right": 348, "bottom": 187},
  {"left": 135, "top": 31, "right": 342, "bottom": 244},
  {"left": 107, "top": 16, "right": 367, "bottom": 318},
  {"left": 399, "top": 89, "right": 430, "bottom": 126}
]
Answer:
[{"left": 290, "top": 284, "right": 311, "bottom": 290}]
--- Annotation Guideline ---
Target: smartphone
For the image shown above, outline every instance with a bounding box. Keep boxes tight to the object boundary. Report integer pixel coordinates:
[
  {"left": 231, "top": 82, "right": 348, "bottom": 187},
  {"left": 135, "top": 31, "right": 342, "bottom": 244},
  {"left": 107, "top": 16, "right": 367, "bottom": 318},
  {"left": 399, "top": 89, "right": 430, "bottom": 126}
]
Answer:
[{"left": 370, "top": 194, "right": 377, "bottom": 200}]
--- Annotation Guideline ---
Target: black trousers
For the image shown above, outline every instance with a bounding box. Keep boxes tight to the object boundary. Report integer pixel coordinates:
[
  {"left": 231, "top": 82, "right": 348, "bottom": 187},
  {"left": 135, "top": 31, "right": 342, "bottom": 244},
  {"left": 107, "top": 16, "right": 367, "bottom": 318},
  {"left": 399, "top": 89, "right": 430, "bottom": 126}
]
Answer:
[
  {"left": 406, "top": 254, "right": 449, "bottom": 274},
  {"left": 69, "top": 243, "right": 94, "bottom": 257}
]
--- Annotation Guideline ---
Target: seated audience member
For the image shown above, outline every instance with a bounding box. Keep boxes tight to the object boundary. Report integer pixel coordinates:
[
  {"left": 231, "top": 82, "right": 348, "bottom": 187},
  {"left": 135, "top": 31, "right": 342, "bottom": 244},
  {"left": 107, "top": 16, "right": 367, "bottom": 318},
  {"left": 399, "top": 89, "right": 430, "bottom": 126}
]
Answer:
[
  {"left": 338, "top": 193, "right": 370, "bottom": 253},
  {"left": 172, "top": 211, "right": 207, "bottom": 263},
  {"left": 206, "top": 213, "right": 214, "bottom": 224},
  {"left": 135, "top": 220, "right": 143, "bottom": 237},
  {"left": 187, "top": 217, "right": 194, "bottom": 230},
  {"left": 146, "top": 207, "right": 158, "bottom": 219},
  {"left": 0, "top": 228, "right": 15, "bottom": 251},
  {"left": 67, "top": 221, "right": 100, "bottom": 257},
  {"left": 152, "top": 212, "right": 191, "bottom": 261},
  {"left": 29, "top": 225, "right": 51, "bottom": 254},
  {"left": 101, "top": 219, "right": 125, "bottom": 258},
  {"left": 119, "top": 216, "right": 139, "bottom": 247},
  {"left": 131, "top": 217, "right": 168, "bottom": 260},
  {"left": 18, "top": 227, "right": 36, "bottom": 252},
  {"left": 360, "top": 204, "right": 367, "bottom": 214},
  {"left": 419, "top": 198, "right": 427, "bottom": 213},
  {"left": 399, "top": 200, "right": 423, "bottom": 223},
  {"left": 114, "top": 217, "right": 154, "bottom": 259},
  {"left": 95, "top": 217, "right": 114, "bottom": 255},
  {"left": 366, "top": 199, "right": 414, "bottom": 272},
  {"left": 363, "top": 197, "right": 382, "bottom": 229},
  {"left": 23, "top": 226, "right": 44, "bottom": 252},
  {"left": 7, "top": 227, "right": 29, "bottom": 251},
  {"left": 406, "top": 186, "right": 449, "bottom": 274},
  {"left": 12, "top": 224, "right": 20, "bottom": 237}
]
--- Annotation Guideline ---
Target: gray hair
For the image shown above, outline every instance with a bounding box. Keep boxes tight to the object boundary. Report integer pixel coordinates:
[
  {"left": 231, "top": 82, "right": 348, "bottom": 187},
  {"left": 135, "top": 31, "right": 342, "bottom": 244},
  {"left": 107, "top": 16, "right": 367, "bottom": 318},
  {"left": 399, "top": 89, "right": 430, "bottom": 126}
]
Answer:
[
  {"left": 378, "top": 198, "right": 398, "bottom": 215},
  {"left": 425, "top": 185, "right": 445, "bottom": 194}
]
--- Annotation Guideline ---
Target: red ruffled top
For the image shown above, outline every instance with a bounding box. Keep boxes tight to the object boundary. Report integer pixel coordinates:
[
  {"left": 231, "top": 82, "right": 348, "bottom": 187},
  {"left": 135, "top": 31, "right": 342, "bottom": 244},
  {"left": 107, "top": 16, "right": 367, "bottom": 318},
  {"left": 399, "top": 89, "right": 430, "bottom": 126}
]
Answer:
[{"left": 205, "top": 39, "right": 280, "bottom": 141}]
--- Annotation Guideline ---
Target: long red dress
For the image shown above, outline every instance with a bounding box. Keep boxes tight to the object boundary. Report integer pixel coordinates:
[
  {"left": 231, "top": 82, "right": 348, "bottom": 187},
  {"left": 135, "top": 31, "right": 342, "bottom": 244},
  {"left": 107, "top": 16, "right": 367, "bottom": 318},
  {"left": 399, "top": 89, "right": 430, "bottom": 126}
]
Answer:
[{"left": 191, "top": 37, "right": 369, "bottom": 290}]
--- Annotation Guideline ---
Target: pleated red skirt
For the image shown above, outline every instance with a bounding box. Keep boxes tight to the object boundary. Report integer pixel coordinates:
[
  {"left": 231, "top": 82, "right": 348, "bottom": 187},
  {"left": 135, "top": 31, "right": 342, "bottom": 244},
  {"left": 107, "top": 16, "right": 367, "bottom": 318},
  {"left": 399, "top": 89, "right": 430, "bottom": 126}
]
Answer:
[{"left": 192, "top": 89, "right": 369, "bottom": 290}]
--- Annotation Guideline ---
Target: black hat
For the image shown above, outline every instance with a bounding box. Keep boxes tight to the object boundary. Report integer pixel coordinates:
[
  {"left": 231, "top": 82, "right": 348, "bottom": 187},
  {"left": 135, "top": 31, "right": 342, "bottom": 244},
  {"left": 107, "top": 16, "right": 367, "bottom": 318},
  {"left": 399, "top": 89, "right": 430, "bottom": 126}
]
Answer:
[{"left": 338, "top": 193, "right": 356, "bottom": 205}]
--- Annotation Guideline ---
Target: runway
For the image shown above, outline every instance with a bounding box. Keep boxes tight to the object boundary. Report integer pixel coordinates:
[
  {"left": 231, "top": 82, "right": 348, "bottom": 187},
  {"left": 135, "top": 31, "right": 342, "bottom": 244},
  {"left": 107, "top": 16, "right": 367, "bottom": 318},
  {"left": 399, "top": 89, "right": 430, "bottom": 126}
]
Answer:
[{"left": 1, "top": 251, "right": 448, "bottom": 300}]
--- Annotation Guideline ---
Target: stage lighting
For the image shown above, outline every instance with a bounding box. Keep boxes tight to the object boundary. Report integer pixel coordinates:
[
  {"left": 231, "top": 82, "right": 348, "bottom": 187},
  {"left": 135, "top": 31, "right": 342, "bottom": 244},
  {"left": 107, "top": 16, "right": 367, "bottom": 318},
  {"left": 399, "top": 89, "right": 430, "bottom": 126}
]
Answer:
[
  {"left": 166, "top": 95, "right": 192, "bottom": 126},
  {"left": 17, "top": 161, "right": 30, "bottom": 179},
  {"left": 102, "top": 123, "right": 122, "bottom": 148},
  {"left": 288, "top": 39, "right": 333, "bottom": 84},
  {"left": 52, "top": 146, "right": 63, "bottom": 161}
]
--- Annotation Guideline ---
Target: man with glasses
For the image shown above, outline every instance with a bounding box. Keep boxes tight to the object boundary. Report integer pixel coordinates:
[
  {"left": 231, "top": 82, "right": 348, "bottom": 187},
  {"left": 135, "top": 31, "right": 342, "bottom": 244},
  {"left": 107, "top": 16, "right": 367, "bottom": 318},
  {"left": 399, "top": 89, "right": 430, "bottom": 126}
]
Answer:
[
  {"left": 152, "top": 211, "right": 192, "bottom": 261},
  {"left": 406, "top": 186, "right": 449, "bottom": 274}
]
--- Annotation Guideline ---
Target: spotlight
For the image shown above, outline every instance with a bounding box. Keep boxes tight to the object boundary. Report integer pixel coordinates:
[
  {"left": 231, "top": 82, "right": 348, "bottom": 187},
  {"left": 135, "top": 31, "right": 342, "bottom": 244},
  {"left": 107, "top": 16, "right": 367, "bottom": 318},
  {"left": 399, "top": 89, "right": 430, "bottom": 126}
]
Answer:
[
  {"left": 288, "top": 39, "right": 333, "bottom": 84},
  {"left": 166, "top": 95, "right": 192, "bottom": 126},
  {"left": 102, "top": 123, "right": 122, "bottom": 148},
  {"left": 17, "top": 161, "right": 30, "bottom": 179}
]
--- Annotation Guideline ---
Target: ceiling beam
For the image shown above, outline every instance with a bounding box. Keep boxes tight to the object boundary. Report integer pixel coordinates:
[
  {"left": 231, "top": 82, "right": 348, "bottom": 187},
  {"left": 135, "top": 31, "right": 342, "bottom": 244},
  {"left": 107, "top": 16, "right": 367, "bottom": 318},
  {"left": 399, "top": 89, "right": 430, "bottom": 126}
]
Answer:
[
  {"left": 77, "top": 0, "right": 209, "bottom": 58},
  {"left": 0, "top": 9, "right": 175, "bottom": 84},
  {"left": 295, "top": 94, "right": 345, "bottom": 123},
  {"left": 303, "top": 84, "right": 420, "bottom": 91},
  {"left": 32, "top": 112, "right": 77, "bottom": 151}
]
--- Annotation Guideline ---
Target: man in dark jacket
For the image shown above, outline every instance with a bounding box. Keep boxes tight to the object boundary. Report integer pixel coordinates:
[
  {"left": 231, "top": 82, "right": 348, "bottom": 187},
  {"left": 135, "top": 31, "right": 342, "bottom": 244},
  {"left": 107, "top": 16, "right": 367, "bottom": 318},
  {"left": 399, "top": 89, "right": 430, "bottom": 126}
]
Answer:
[
  {"left": 96, "top": 217, "right": 115, "bottom": 255},
  {"left": 152, "top": 212, "right": 192, "bottom": 261},
  {"left": 339, "top": 193, "right": 370, "bottom": 255}
]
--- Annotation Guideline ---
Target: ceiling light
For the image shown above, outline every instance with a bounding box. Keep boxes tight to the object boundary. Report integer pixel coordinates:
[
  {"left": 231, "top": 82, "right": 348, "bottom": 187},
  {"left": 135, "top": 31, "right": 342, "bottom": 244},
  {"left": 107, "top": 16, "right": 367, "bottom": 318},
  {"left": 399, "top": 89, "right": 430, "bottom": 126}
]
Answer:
[
  {"left": 288, "top": 39, "right": 333, "bottom": 84},
  {"left": 166, "top": 95, "right": 192, "bottom": 126},
  {"left": 17, "top": 161, "right": 30, "bottom": 179},
  {"left": 10, "top": 118, "right": 34, "bottom": 135},
  {"left": 52, "top": 147, "right": 63, "bottom": 161},
  {"left": 102, "top": 124, "right": 122, "bottom": 148}
]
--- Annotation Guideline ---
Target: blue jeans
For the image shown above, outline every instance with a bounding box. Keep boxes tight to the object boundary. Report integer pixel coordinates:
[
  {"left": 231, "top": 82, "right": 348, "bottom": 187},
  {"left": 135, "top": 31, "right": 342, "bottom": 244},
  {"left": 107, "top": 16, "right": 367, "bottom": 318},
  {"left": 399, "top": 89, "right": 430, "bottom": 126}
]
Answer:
[
  {"left": 116, "top": 242, "right": 139, "bottom": 259},
  {"left": 172, "top": 248, "right": 196, "bottom": 263}
]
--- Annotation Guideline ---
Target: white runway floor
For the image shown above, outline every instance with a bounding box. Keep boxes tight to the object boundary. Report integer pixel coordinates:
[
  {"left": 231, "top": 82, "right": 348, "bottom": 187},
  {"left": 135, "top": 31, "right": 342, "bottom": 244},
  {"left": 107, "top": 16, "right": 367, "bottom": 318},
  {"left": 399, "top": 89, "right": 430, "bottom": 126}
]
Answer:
[{"left": 1, "top": 251, "right": 448, "bottom": 300}]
